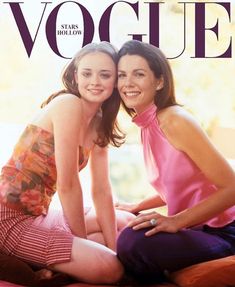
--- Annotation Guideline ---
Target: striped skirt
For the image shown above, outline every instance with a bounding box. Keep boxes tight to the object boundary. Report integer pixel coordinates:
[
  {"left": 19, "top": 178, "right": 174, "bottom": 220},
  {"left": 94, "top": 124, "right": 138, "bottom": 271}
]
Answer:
[{"left": 0, "top": 204, "right": 74, "bottom": 267}]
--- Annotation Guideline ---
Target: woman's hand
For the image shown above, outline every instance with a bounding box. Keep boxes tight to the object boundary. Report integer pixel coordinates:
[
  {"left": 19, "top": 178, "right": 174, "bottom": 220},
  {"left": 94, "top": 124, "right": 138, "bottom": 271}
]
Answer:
[
  {"left": 115, "top": 201, "right": 139, "bottom": 214},
  {"left": 128, "top": 211, "right": 180, "bottom": 236}
]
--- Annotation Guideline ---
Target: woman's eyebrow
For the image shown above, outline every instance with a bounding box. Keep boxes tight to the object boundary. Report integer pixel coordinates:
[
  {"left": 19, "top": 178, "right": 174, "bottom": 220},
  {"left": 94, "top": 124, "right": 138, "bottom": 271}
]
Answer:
[
  {"left": 100, "top": 69, "right": 113, "bottom": 72},
  {"left": 118, "top": 68, "right": 146, "bottom": 72},
  {"left": 81, "top": 68, "right": 112, "bottom": 72}
]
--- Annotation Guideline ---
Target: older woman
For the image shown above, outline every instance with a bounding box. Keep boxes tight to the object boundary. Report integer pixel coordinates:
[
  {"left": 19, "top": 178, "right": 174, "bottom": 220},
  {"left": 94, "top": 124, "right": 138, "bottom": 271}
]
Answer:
[{"left": 116, "top": 40, "right": 235, "bottom": 284}]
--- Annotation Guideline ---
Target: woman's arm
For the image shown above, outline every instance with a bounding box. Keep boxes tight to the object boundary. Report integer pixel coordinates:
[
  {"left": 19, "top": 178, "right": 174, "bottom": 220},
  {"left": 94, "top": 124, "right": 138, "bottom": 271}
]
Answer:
[
  {"left": 89, "top": 145, "right": 117, "bottom": 251},
  {"left": 116, "top": 194, "right": 166, "bottom": 214},
  {"left": 165, "top": 109, "right": 235, "bottom": 229},
  {"left": 50, "top": 95, "right": 86, "bottom": 238}
]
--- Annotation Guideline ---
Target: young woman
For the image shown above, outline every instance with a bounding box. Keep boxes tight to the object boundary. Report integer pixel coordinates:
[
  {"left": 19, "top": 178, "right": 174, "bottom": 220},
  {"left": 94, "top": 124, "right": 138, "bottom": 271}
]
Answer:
[
  {"left": 116, "top": 40, "right": 235, "bottom": 283},
  {"left": 0, "top": 42, "right": 134, "bottom": 284}
]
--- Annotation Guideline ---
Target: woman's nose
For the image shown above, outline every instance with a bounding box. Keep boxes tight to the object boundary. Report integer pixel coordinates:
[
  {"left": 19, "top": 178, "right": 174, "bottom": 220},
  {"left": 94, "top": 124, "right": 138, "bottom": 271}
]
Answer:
[
  {"left": 124, "top": 76, "right": 134, "bottom": 87},
  {"left": 90, "top": 74, "right": 100, "bottom": 85}
]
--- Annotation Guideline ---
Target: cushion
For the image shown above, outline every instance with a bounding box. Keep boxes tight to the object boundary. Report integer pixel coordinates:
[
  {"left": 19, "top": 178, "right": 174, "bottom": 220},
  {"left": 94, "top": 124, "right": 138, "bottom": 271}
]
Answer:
[
  {"left": 0, "top": 253, "right": 34, "bottom": 285},
  {"left": 170, "top": 255, "right": 235, "bottom": 287},
  {"left": 0, "top": 282, "right": 177, "bottom": 287}
]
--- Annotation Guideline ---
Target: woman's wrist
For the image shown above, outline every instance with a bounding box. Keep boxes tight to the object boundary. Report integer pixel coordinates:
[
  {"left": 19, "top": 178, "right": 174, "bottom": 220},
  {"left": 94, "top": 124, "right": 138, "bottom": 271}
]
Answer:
[
  {"left": 131, "top": 203, "right": 141, "bottom": 214},
  {"left": 173, "top": 210, "right": 191, "bottom": 230}
]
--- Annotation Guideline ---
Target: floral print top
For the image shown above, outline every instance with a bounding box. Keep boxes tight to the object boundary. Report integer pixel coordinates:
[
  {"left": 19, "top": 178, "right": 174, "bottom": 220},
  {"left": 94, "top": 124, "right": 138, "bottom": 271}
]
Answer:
[{"left": 0, "top": 124, "right": 90, "bottom": 216}]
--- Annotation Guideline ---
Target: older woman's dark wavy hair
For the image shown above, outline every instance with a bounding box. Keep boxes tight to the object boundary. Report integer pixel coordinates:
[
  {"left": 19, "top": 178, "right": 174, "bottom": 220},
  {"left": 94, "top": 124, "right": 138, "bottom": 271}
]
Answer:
[
  {"left": 118, "top": 40, "right": 178, "bottom": 117},
  {"left": 41, "top": 42, "right": 125, "bottom": 147}
]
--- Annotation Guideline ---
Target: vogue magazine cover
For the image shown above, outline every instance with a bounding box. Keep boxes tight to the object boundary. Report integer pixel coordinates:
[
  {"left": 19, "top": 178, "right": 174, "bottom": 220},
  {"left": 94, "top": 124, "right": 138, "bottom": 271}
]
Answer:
[{"left": 0, "top": 0, "right": 235, "bottom": 286}]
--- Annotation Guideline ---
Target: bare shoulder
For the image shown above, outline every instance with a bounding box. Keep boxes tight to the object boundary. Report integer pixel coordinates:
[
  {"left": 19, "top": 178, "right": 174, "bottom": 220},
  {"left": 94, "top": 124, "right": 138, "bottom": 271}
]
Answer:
[
  {"left": 49, "top": 93, "right": 81, "bottom": 108},
  {"left": 158, "top": 106, "right": 204, "bottom": 150},
  {"left": 158, "top": 106, "right": 199, "bottom": 130},
  {"left": 49, "top": 94, "right": 81, "bottom": 118},
  {"left": 31, "top": 94, "right": 81, "bottom": 130}
]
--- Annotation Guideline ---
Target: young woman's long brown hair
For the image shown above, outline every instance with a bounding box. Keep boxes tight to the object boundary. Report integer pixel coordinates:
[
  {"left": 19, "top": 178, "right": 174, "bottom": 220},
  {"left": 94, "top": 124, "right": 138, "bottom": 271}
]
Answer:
[{"left": 41, "top": 42, "right": 125, "bottom": 147}]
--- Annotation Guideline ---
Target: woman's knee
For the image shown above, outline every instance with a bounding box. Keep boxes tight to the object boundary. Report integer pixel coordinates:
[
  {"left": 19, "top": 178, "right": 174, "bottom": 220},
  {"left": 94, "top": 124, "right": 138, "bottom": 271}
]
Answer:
[
  {"left": 95, "top": 252, "right": 124, "bottom": 283},
  {"left": 53, "top": 237, "right": 124, "bottom": 284},
  {"left": 117, "top": 227, "right": 145, "bottom": 261},
  {"left": 117, "top": 227, "right": 168, "bottom": 268},
  {"left": 116, "top": 210, "right": 136, "bottom": 232},
  {"left": 76, "top": 238, "right": 124, "bottom": 283}
]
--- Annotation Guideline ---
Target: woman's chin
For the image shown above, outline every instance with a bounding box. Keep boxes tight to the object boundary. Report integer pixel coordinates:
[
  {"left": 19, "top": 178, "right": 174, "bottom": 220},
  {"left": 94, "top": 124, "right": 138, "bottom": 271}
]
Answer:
[{"left": 122, "top": 101, "right": 136, "bottom": 110}]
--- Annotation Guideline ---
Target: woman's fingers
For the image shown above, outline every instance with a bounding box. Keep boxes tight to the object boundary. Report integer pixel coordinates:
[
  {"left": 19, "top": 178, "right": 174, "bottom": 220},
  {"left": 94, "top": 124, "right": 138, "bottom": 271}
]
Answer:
[
  {"left": 115, "top": 202, "right": 137, "bottom": 213},
  {"left": 145, "top": 226, "right": 159, "bottom": 236},
  {"left": 127, "top": 212, "right": 179, "bottom": 236},
  {"left": 128, "top": 211, "right": 158, "bottom": 227}
]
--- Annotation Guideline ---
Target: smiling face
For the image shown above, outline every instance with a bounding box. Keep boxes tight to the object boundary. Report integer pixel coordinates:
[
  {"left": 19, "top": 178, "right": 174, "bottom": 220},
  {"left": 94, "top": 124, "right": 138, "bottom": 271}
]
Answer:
[
  {"left": 75, "top": 52, "right": 116, "bottom": 105},
  {"left": 118, "top": 54, "right": 162, "bottom": 114}
]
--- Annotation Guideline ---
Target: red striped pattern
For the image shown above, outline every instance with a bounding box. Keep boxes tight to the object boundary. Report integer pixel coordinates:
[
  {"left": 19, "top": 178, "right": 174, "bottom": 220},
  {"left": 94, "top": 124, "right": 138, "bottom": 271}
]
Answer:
[{"left": 0, "top": 204, "right": 73, "bottom": 267}]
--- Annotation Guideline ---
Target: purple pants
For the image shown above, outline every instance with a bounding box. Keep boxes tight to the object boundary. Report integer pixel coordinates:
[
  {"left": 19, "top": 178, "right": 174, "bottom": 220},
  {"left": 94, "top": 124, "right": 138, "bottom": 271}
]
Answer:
[{"left": 117, "top": 221, "right": 235, "bottom": 283}]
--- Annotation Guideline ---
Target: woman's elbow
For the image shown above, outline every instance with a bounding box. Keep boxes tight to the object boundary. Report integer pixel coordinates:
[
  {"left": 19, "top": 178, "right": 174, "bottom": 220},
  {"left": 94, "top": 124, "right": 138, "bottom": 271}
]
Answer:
[
  {"left": 57, "top": 175, "right": 79, "bottom": 193},
  {"left": 92, "top": 185, "right": 113, "bottom": 200}
]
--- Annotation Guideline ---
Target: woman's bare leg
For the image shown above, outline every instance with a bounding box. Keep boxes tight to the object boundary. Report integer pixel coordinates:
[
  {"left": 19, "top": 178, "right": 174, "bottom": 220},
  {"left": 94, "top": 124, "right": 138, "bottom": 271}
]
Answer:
[
  {"left": 51, "top": 237, "right": 124, "bottom": 284},
  {"left": 115, "top": 209, "right": 136, "bottom": 233},
  {"left": 85, "top": 208, "right": 135, "bottom": 245}
]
